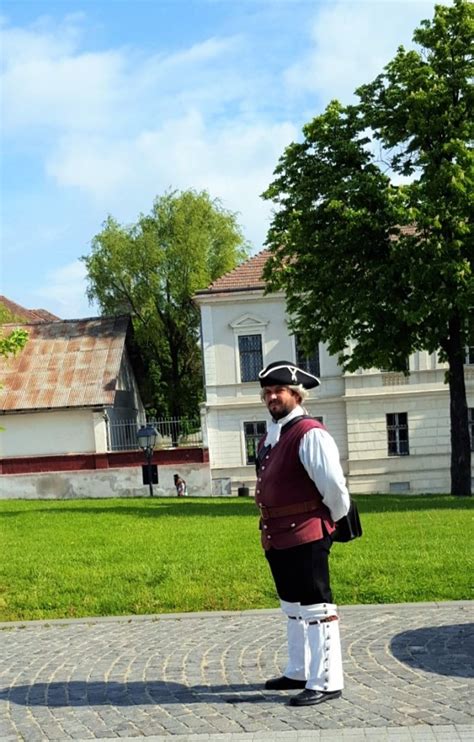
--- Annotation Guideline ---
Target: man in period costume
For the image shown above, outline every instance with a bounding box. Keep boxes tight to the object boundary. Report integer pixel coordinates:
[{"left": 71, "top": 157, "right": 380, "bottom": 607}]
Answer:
[{"left": 256, "top": 360, "right": 350, "bottom": 707}]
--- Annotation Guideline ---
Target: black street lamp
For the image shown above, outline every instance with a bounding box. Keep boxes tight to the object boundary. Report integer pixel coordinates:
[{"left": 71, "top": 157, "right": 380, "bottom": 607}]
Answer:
[{"left": 137, "top": 424, "right": 158, "bottom": 497}]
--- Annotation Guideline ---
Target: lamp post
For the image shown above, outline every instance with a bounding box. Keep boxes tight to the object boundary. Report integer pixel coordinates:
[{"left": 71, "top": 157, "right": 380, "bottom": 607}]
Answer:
[{"left": 137, "top": 424, "right": 158, "bottom": 497}]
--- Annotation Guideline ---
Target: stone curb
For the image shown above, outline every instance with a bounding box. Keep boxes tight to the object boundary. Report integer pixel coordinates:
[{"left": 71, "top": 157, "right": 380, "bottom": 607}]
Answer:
[
  {"left": 72, "top": 725, "right": 474, "bottom": 742},
  {"left": 1, "top": 599, "right": 472, "bottom": 630}
]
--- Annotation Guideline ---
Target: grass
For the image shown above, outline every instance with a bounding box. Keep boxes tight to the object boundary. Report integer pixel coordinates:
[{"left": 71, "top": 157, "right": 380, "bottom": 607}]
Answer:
[{"left": 0, "top": 494, "right": 473, "bottom": 622}]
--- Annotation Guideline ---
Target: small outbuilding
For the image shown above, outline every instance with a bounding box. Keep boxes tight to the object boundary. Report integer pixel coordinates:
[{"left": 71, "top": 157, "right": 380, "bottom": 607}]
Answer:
[{"left": 0, "top": 315, "right": 145, "bottom": 459}]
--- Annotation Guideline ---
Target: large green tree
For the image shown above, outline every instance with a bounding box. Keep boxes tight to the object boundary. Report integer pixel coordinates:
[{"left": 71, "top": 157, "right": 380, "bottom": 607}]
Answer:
[
  {"left": 263, "top": 0, "right": 473, "bottom": 495},
  {"left": 83, "top": 189, "right": 249, "bottom": 418}
]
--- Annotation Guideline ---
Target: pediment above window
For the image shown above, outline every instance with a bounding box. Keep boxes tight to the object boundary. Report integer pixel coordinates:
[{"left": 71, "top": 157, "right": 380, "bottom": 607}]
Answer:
[{"left": 229, "top": 313, "right": 269, "bottom": 330}]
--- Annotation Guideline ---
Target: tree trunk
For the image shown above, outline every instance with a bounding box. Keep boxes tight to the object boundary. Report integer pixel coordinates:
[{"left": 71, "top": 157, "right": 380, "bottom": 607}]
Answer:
[{"left": 445, "top": 317, "right": 472, "bottom": 496}]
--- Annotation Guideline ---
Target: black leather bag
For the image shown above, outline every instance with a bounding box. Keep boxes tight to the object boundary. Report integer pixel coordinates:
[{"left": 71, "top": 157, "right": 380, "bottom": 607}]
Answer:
[{"left": 332, "top": 500, "right": 362, "bottom": 542}]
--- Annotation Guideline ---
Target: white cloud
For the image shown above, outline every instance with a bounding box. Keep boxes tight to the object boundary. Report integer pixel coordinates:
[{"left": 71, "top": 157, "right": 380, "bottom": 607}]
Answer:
[
  {"left": 1, "top": 12, "right": 84, "bottom": 62},
  {"left": 3, "top": 3, "right": 452, "bottom": 318},
  {"left": 34, "top": 260, "right": 98, "bottom": 319},
  {"left": 140, "top": 35, "right": 240, "bottom": 78},
  {"left": 2, "top": 14, "right": 271, "bottom": 248},
  {"left": 46, "top": 134, "right": 136, "bottom": 198},
  {"left": 46, "top": 110, "right": 297, "bottom": 247},
  {"left": 1, "top": 17, "right": 244, "bottom": 136},
  {"left": 284, "top": 1, "right": 445, "bottom": 105},
  {"left": 1, "top": 17, "right": 126, "bottom": 135}
]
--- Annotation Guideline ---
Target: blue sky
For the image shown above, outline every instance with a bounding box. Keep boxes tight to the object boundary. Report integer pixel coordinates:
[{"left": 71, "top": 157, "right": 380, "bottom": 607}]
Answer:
[{"left": 2, "top": 0, "right": 444, "bottom": 318}]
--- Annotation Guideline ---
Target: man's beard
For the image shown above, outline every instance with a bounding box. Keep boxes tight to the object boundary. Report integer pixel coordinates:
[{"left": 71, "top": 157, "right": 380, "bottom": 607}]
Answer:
[{"left": 270, "top": 403, "right": 293, "bottom": 421}]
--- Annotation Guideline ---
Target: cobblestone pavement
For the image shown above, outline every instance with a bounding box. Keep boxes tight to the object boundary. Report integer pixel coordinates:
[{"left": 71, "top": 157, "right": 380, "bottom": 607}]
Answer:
[{"left": 0, "top": 602, "right": 472, "bottom": 741}]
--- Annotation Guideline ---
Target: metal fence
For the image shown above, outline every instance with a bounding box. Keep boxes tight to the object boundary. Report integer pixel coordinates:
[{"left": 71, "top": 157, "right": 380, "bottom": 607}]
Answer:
[{"left": 107, "top": 417, "right": 202, "bottom": 451}]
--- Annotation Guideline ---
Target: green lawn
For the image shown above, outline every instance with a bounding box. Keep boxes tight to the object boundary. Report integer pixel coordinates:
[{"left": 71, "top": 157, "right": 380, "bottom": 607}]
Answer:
[{"left": 0, "top": 494, "right": 472, "bottom": 622}]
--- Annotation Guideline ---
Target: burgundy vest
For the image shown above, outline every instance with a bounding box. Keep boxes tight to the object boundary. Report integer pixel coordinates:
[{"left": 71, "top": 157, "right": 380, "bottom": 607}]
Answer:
[{"left": 255, "top": 418, "right": 335, "bottom": 550}]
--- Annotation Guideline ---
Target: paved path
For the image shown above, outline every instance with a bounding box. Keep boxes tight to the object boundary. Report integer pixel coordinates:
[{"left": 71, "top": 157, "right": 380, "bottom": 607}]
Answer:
[{"left": 0, "top": 602, "right": 472, "bottom": 741}]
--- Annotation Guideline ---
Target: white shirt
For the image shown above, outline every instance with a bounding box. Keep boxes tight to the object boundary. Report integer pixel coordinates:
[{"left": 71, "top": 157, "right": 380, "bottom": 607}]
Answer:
[{"left": 263, "top": 405, "right": 350, "bottom": 522}]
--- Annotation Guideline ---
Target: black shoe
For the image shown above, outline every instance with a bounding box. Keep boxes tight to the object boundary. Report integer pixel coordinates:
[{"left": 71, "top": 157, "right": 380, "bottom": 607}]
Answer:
[
  {"left": 265, "top": 675, "right": 307, "bottom": 690},
  {"left": 289, "top": 689, "right": 342, "bottom": 707}
]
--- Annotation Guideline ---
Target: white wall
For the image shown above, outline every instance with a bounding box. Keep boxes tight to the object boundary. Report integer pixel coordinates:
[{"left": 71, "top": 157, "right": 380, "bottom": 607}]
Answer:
[
  {"left": 199, "top": 290, "right": 350, "bottom": 488},
  {"left": 0, "top": 462, "right": 212, "bottom": 499},
  {"left": 205, "top": 399, "right": 349, "bottom": 485},
  {"left": 345, "top": 385, "right": 456, "bottom": 493},
  {"left": 0, "top": 409, "right": 99, "bottom": 457}
]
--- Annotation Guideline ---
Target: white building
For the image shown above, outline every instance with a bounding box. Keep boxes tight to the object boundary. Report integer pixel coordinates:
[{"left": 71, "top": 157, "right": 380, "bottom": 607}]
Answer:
[{"left": 195, "top": 250, "right": 474, "bottom": 495}]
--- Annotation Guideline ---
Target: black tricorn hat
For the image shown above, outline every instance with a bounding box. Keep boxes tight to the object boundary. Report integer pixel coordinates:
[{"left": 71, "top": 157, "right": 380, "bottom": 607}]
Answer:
[{"left": 258, "top": 360, "right": 320, "bottom": 389}]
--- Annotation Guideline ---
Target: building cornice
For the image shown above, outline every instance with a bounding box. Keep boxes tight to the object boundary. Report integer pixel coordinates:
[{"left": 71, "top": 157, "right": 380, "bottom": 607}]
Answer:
[{"left": 194, "top": 289, "right": 285, "bottom": 305}]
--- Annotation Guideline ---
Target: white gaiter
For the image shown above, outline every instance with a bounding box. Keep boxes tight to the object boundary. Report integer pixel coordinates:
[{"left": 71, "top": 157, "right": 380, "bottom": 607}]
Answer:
[
  {"left": 299, "top": 602, "right": 344, "bottom": 691},
  {"left": 280, "top": 599, "right": 306, "bottom": 681}
]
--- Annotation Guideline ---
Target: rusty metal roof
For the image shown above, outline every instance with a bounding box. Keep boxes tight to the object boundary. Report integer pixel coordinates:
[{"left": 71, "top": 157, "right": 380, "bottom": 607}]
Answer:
[
  {"left": 0, "top": 316, "right": 132, "bottom": 411},
  {"left": 0, "top": 295, "right": 60, "bottom": 322}
]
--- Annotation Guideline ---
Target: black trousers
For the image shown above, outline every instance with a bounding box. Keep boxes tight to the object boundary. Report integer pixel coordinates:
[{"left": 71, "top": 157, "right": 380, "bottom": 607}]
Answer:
[{"left": 265, "top": 536, "right": 333, "bottom": 605}]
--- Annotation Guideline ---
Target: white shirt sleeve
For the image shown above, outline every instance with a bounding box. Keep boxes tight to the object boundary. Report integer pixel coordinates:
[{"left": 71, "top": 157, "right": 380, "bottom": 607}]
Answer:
[{"left": 299, "top": 428, "right": 351, "bottom": 522}]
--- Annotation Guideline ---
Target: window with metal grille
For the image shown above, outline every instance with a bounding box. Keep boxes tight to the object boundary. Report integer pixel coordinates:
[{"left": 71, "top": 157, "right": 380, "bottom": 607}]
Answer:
[
  {"left": 469, "top": 409, "right": 474, "bottom": 452},
  {"left": 244, "top": 421, "right": 267, "bottom": 464},
  {"left": 295, "top": 335, "right": 320, "bottom": 378},
  {"left": 238, "top": 334, "right": 263, "bottom": 382},
  {"left": 386, "top": 412, "right": 409, "bottom": 456}
]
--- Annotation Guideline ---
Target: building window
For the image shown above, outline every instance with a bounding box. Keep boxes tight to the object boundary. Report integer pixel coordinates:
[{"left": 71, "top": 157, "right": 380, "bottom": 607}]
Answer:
[
  {"left": 244, "top": 421, "right": 267, "bottom": 464},
  {"left": 386, "top": 412, "right": 409, "bottom": 456},
  {"left": 389, "top": 481, "right": 411, "bottom": 493},
  {"left": 381, "top": 357, "right": 410, "bottom": 373},
  {"left": 295, "top": 335, "right": 320, "bottom": 377},
  {"left": 466, "top": 347, "right": 474, "bottom": 365},
  {"left": 238, "top": 334, "right": 263, "bottom": 382},
  {"left": 469, "top": 409, "right": 474, "bottom": 452}
]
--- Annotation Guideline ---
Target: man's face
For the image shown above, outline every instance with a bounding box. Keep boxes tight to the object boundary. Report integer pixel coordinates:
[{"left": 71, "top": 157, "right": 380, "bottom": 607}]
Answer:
[{"left": 262, "top": 385, "right": 300, "bottom": 420}]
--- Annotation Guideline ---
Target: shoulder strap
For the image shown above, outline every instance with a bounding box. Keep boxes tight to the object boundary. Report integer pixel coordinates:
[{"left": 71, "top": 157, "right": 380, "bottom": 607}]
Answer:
[{"left": 280, "top": 414, "right": 311, "bottom": 434}]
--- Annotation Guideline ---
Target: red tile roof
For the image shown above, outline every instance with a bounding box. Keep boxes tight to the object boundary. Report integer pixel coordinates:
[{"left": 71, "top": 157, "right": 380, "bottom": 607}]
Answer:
[
  {"left": 196, "top": 250, "right": 270, "bottom": 295},
  {"left": 196, "top": 227, "right": 418, "bottom": 296},
  {"left": 390, "top": 224, "right": 418, "bottom": 239},
  {"left": 0, "top": 295, "right": 60, "bottom": 322},
  {"left": 0, "top": 294, "right": 59, "bottom": 322},
  {"left": 0, "top": 316, "right": 132, "bottom": 411}
]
